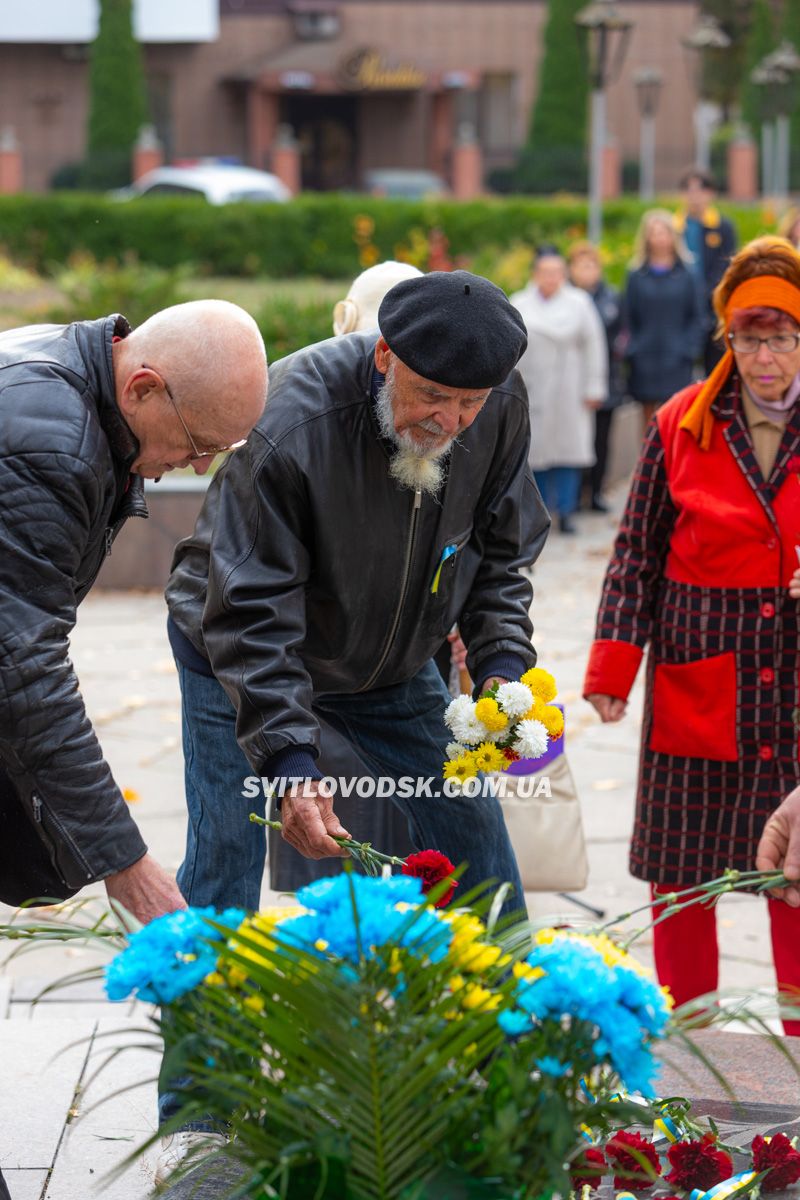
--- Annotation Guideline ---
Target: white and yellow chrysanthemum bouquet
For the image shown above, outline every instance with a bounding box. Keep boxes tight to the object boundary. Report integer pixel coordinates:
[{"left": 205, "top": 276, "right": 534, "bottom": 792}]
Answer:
[{"left": 443, "top": 667, "right": 564, "bottom": 784}]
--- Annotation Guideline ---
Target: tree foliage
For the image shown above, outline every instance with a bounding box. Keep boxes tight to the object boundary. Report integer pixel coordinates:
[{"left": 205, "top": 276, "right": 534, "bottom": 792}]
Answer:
[
  {"left": 509, "top": 0, "right": 589, "bottom": 193},
  {"left": 740, "top": 0, "right": 777, "bottom": 135},
  {"left": 85, "top": 0, "right": 147, "bottom": 187}
]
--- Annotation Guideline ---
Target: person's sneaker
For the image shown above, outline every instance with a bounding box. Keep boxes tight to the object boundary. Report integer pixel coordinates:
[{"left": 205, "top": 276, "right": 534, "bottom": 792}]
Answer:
[{"left": 154, "top": 1130, "right": 227, "bottom": 1185}]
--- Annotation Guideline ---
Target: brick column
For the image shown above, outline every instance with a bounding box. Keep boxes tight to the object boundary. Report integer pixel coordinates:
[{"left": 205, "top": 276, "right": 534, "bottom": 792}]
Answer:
[
  {"left": 0, "top": 127, "right": 22, "bottom": 194},
  {"left": 452, "top": 122, "right": 483, "bottom": 199},
  {"left": 601, "top": 139, "right": 620, "bottom": 200},
  {"left": 271, "top": 124, "right": 301, "bottom": 195},
  {"left": 727, "top": 135, "right": 758, "bottom": 202},
  {"left": 132, "top": 125, "right": 164, "bottom": 181},
  {"left": 247, "top": 86, "right": 278, "bottom": 171}
]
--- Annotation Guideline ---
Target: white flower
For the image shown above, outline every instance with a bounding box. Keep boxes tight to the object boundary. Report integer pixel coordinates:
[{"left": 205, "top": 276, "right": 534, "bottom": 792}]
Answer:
[
  {"left": 512, "top": 719, "right": 549, "bottom": 760},
  {"left": 495, "top": 681, "right": 535, "bottom": 718},
  {"left": 444, "top": 694, "right": 474, "bottom": 734},
  {"left": 454, "top": 713, "right": 491, "bottom": 746},
  {"left": 446, "top": 741, "right": 467, "bottom": 759}
]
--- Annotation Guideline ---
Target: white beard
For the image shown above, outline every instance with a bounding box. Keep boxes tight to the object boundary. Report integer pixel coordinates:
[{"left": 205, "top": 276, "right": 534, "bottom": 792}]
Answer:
[{"left": 375, "top": 365, "right": 454, "bottom": 497}]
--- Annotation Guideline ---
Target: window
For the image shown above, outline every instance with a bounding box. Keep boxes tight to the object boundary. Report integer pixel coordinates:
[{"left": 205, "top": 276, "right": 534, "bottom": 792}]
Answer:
[{"left": 480, "top": 74, "right": 517, "bottom": 153}]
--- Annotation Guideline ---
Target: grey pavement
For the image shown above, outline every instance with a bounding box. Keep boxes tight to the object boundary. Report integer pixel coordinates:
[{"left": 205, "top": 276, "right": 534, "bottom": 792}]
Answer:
[{"left": 0, "top": 484, "right": 785, "bottom": 1198}]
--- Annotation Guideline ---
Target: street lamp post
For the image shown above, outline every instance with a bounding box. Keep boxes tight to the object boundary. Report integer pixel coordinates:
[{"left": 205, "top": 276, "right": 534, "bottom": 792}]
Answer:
[
  {"left": 762, "top": 40, "right": 800, "bottom": 201},
  {"left": 681, "top": 14, "right": 731, "bottom": 171},
  {"left": 575, "top": 0, "right": 633, "bottom": 244},
  {"left": 633, "top": 67, "right": 663, "bottom": 200}
]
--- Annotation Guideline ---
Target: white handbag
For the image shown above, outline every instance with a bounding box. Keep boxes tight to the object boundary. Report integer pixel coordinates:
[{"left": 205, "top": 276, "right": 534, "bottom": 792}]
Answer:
[{"left": 494, "top": 752, "right": 588, "bottom": 892}]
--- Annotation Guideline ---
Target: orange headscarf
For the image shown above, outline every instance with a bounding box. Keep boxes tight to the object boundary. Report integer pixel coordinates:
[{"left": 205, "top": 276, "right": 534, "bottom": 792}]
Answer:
[{"left": 679, "top": 275, "right": 800, "bottom": 449}]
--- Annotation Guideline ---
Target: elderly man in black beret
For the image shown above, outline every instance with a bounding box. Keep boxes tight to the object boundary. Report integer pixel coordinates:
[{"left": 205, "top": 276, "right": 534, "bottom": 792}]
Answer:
[
  {"left": 167, "top": 268, "right": 548, "bottom": 894},
  {"left": 159, "top": 268, "right": 549, "bottom": 1168}
]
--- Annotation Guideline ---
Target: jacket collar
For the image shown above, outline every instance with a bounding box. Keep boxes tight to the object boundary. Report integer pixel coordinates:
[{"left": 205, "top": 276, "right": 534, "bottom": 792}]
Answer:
[{"left": 73, "top": 314, "right": 139, "bottom": 470}]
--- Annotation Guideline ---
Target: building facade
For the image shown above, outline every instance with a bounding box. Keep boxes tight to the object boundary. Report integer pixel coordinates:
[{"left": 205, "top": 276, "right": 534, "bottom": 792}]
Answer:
[{"left": 0, "top": 0, "right": 702, "bottom": 194}]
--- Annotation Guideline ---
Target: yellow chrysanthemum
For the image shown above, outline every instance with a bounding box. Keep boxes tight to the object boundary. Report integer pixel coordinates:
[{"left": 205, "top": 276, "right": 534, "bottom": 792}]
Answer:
[
  {"left": 522, "top": 696, "right": 548, "bottom": 722},
  {"left": 542, "top": 705, "right": 564, "bottom": 739},
  {"left": 460, "top": 982, "right": 502, "bottom": 1012},
  {"left": 448, "top": 974, "right": 466, "bottom": 992},
  {"left": 443, "top": 754, "right": 478, "bottom": 782},
  {"left": 471, "top": 741, "right": 507, "bottom": 773},
  {"left": 474, "top": 697, "right": 508, "bottom": 732},
  {"left": 520, "top": 667, "right": 557, "bottom": 703},
  {"left": 447, "top": 912, "right": 509, "bottom": 973},
  {"left": 244, "top": 993, "right": 265, "bottom": 1013},
  {"left": 512, "top": 961, "right": 545, "bottom": 982},
  {"left": 533, "top": 927, "right": 652, "bottom": 979}
]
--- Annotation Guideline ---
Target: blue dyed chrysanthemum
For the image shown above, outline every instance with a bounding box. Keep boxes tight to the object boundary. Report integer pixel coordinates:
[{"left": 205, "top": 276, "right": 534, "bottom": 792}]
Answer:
[
  {"left": 277, "top": 874, "right": 452, "bottom": 965},
  {"left": 500, "top": 936, "right": 670, "bottom": 1095},
  {"left": 104, "top": 906, "right": 245, "bottom": 1004}
]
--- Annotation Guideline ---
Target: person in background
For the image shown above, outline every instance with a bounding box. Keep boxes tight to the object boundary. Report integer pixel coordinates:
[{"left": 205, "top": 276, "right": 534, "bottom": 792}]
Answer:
[
  {"left": 778, "top": 207, "right": 800, "bottom": 251},
  {"left": 271, "top": 260, "right": 424, "bottom": 891},
  {"left": 585, "top": 236, "right": 800, "bottom": 1031},
  {"left": 674, "top": 167, "right": 738, "bottom": 373},
  {"left": 623, "top": 209, "right": 704, "bottom": 434},
  {"left": 568, "top": 240, "right": 624, "bottom": 514},
  {"left": 511, "top": 246, "right": 607, "bottom": 534}
]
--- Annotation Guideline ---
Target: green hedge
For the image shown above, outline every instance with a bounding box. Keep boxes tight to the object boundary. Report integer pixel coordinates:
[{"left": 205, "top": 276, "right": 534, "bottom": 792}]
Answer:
[{"left": 0, "top": 192, "right": 775, "bottom": 281}]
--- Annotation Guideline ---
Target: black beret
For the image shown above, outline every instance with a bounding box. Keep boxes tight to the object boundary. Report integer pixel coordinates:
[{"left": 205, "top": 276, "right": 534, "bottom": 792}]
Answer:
[{"left": 377, "top": 270, "right": 528, "bottom": 389}]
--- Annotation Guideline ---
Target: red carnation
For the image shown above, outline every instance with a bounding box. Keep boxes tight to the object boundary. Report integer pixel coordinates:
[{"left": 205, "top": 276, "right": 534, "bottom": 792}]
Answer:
[
  {"left": 665, "top": 1134, "right": 733, "bottom": 1192},
  {"left": 752, "top": 1133, "right": 800, "bottom": 1192},
  {"left": 402, "top": 850, "right": 459, "bottom": 907},
  {"left": 605, "top": 1131, "right": 661, "bottom": 1190},
  {"left": 571, "top": 1146, "right": 606, "bottom": 1191}
]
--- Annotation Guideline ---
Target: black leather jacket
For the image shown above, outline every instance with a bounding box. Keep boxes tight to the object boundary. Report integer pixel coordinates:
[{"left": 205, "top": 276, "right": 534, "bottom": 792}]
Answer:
[
  {"left": 167, "top": 333, "right": 550, "bottom": 771},
  {"left": 0, "top": 316, "right": 149, "bottom": 896}
]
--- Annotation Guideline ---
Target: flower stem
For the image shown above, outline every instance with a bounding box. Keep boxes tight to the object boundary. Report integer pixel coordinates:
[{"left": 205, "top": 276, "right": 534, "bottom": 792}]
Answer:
[{"left": 248, "top": 813, "right": 407, "bottom": 870}]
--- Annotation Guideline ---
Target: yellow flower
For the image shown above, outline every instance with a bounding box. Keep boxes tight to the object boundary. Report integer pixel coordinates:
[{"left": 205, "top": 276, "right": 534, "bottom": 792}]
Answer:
[
  {"left": 448, "top": 974, "right": 466, "bottom": 992},
  {"left": 471, "top": 741, "right": 506, "bottom": 773},
  {"left": 444, "top": 754, "right": 478, "bottom": 782},
  {"left": 512, "top": 961, "right": 544, "bottom": 982},
  {"left": 520, "top": 668, "right": 557, "bottom": 702},
  {"left": 244, "top": 993, "right": 265, "bottom": 1013},
  {"left": 522, "top": 696, "right": 547, "bottom": 722},
  {"left": 447, "top": 913, "right": 509, "bottom": 973},
  {"left": 474, "top": 698, "right": 508, "bottom": 732},
  {"left": 204, "top": 971, "right": 226, "bottom": 987},
  {"left": 314, "top": 939, "right": 329, "bottom": 952},
  {"left": 542, "top": 705, "right": 564, "bottom": 739},
  {"left": 460, "top": 982, "right": 502, "bottom": 1012}
]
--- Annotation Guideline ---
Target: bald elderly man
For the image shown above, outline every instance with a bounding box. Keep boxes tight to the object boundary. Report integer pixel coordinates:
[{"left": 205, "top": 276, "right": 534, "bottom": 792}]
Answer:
[{"left": 0, "top": 300, "right": 267, "bottom": 924}]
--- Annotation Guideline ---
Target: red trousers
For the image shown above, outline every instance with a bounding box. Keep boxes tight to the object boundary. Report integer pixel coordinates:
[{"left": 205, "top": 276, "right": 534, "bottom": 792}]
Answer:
[{"left": 651, "top": 884, "right": 800, "bottom": 1037}]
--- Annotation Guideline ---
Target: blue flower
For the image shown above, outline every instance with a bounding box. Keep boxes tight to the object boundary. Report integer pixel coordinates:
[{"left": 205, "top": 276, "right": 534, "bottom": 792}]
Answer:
[
  {"left": 503, "top": 935, "right": 670, "bottom": 1096},
  {"left": 278, "top": 874, "right": 452, "bottom": 966},
  {"left": 535, "top": 1056, "right": 570, "bottom": 1077},
  {"left": 498, "top": 1009, "right": 530, "bottom": 1037},
  {"left": 104, "top": 906, "right": 245, "bottom": 1004}
]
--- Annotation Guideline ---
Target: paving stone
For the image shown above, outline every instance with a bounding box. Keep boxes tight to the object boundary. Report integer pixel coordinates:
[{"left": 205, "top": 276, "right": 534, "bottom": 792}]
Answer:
[
  {"left": 1, "top": 1169, "right": 49, "bottom": 1200},
  {"left": 0, "top": 1018, "right": 97, "bottom": 1170}
]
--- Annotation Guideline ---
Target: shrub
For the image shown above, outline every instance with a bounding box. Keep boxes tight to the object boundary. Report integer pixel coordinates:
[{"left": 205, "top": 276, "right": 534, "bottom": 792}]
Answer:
[{"left": 45, "top": 252, "right": 189, "bottom": 327}]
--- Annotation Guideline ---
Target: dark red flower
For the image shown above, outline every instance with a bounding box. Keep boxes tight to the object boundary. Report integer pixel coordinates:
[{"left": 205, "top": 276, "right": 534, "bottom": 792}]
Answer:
[
  {"left": 752, "top": 1133, "right": 800, "bottom": 1192},
  {"left": 402, "top": 850, "right": 458, "bottom": 907},
  {"left": 502, "top": 747, "right": 520, "bottom": 762},
  {"left": 665, "top": 1134, "right": 733, "bottom": 1192},
  {"left": 571, "top": 1146, "right": 606, "bottom": 1191},
  {"left": 786, "top": 455, "right": 800, "bottom": 474},
  {"left": 605, "top": 1131, "right": 661, "bottom": 1190}
]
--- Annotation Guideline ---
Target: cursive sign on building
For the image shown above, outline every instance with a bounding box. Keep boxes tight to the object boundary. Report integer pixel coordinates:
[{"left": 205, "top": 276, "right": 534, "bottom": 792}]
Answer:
[{"left": 339, "top": 47, "right": 426, "bottom": 91}]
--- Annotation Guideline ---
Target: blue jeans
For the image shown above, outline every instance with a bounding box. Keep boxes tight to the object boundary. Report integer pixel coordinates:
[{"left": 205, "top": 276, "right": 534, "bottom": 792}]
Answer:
[
  {"left": 160, "top": 658, "right": 525, "bottom": 1127},
  {"left": 534, "top": 466, "right": 581, "bottom": 517},
  {"left": 174, "top": 657, "right": 524, "bottom": 913}
]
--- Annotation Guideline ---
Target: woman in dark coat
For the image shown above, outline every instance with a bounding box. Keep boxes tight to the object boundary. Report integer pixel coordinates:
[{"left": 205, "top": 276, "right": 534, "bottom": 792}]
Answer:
[
  {"left": 584, "top": 236, "right": 800, "bottom": 1031},
  {"left": 623, "top": 208, "right": 704, "bottom": 433}
]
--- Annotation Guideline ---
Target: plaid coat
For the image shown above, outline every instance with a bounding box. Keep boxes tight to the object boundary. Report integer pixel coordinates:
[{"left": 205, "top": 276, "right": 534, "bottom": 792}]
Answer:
[{"left": 584, "top": 375, "right": 800, "bottom": 886}]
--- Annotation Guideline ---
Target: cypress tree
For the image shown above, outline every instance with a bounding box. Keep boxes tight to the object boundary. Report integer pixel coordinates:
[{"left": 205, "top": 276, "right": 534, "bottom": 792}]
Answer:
[
  {"left": 85, "top": 0, "right": 147, "bottom": 187},
  {"left": 740, "top": 0, "right": 777, "bottom": 137},
  {"left": 510, "top": 0, "right": 589, "bottom": 194}
]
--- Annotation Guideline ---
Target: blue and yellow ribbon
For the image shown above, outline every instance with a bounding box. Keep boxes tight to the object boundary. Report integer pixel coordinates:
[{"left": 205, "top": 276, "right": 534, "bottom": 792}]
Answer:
[{"left": 430, "top": 544, "right": 457, "bottom": 594}]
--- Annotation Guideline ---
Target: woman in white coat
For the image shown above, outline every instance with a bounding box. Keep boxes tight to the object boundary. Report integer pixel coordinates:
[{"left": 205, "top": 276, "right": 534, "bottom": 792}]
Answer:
[{"left": 511, "top": 247, "right": 607, "bottom": 532}]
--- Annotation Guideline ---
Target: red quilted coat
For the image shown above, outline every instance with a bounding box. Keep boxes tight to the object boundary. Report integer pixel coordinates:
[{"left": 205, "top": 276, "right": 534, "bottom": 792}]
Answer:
[{"left": 584, "top": 373, "right": 800, "bottom": 885}]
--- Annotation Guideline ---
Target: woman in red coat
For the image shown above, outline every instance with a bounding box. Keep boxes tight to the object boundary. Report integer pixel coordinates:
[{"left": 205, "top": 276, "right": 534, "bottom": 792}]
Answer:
[{"left": 584, "top": 236, "right": 800, "bottom": 1030}]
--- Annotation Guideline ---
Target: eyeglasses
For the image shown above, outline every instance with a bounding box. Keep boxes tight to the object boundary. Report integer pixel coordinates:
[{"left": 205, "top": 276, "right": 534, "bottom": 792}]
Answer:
[
  {"left": 728, "top": 332, "right": 800, "bottom": 355},
  {"left": 142, "top": 363, "right": 248, "bottom": 459}
]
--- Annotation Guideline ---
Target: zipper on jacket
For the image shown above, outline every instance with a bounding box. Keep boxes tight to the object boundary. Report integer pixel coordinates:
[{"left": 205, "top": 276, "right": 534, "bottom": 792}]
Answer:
[
  {"left": 31, "top": 789, "right": 94, "bottom": 880},
  {"left": 360, "top": 488, "right": 422, "bottom": 691},
  {"left": 104, "top": 527, "right": 114, "bottom": 556},
  {"left": 32, "top": 792, "right": 43, "bottom": 823}
]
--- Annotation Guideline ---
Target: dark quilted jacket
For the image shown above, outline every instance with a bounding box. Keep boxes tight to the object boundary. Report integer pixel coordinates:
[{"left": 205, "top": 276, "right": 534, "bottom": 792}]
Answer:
[{"left": 0, "top": 315, "right": 149, "bottom": 897}]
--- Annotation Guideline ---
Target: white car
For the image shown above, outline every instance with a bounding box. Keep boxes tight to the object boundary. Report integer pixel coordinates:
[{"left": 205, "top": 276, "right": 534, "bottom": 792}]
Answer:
[{"left": 114, "top": 163, "right": 292, "bottom": 204}]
